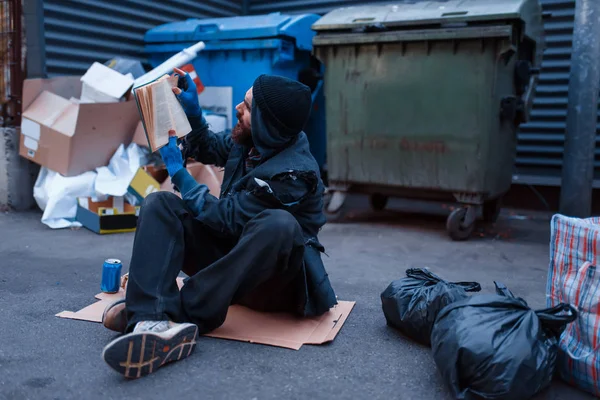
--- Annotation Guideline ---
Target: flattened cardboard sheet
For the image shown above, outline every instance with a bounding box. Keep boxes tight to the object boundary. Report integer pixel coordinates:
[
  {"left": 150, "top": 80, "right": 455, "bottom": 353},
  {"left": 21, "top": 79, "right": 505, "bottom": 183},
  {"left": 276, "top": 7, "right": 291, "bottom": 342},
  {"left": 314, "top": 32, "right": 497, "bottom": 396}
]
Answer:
[
  {"left": 205, "top": 301, "right": 355, "bottom": 350},
  {"left": 57, "top": 278, "right": 354, "bottom": 350}
]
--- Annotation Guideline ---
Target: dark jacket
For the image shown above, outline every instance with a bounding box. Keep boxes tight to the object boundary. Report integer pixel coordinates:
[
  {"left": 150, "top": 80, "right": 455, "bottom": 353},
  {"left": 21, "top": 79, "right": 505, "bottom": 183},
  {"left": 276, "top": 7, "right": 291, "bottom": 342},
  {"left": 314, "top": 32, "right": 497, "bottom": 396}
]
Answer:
[{"left": 172, "top": 105, "right": 337, "bottom": 317}]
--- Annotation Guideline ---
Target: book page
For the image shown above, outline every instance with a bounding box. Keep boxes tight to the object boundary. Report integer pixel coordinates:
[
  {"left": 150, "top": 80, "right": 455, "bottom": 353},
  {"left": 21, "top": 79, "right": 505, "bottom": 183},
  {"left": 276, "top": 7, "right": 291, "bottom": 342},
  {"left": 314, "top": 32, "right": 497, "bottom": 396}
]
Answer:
[
  {"left": 151, "top": 79, "right": 174, "bottom": 149},
  {"left": 133, "top": 86, "right": 155, "bottom": 150},
  {"left": 151, "top": 78, "right": 192, "bottom": 150},
  {"left": 168, "top": 90, "right": 192, "bottom": 141}
]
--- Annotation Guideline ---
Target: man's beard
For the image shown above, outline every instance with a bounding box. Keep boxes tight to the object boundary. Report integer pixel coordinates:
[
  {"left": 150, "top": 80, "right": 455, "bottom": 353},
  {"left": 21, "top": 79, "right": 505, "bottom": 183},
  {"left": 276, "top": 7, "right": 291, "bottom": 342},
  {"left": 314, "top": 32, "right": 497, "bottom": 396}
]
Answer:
[{"left": 232, "top": 122, "right": 253, "bottom": 148}]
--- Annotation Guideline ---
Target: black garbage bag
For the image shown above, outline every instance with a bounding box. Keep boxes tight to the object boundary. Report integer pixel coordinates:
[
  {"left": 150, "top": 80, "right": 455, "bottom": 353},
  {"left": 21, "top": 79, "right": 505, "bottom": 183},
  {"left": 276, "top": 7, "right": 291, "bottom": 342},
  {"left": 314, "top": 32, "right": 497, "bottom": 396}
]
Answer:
[
  {"left": 431, "top": 282, "right": 578, "bottom": 400},
  {"left": 381, "top": 268, "right": 481, "bottom": 346}
]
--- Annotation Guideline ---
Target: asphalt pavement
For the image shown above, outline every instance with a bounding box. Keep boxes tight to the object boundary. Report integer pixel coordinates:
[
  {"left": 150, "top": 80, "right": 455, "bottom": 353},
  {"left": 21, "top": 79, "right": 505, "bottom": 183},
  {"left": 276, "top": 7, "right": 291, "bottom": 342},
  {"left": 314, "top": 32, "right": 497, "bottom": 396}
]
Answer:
[{"left": 0, "top": 198, "right": 595, "bottom": 400}]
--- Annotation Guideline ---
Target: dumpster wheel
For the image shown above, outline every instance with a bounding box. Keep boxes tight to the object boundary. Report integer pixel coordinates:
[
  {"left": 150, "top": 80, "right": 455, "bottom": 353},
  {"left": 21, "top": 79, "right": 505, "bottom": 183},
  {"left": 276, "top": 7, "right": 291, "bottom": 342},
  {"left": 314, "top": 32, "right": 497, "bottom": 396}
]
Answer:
[
  {"left": 482, "top": 198, "right": 502, "bottom": 223},
  {"left": 370, "top": 194, "right": 389, "bottom": 211},
  {"left": 446, "top": 207, "right": 476, "bottom": 241},
  {"left": 324, "top": 190, "right": 347, "bottom": 222}
]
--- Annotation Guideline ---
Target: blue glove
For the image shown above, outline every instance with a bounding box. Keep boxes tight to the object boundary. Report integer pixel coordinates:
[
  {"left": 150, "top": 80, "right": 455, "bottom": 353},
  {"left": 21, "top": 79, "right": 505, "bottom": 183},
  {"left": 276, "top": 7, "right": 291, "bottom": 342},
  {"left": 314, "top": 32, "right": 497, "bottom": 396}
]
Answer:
[
  {"left": 159, "top": 135, "right": 184, "bottom": 177},
  {"left": 174, "top": 69, "right": 202, "bottom": 117}
]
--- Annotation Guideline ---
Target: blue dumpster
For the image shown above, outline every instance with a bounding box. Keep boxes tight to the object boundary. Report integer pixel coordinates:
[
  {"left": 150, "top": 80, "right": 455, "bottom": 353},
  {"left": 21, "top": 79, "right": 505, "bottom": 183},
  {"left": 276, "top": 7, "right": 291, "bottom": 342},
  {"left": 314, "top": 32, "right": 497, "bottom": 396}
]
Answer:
[{"left": 144, "top": 13, "right": 327, "bottom": 172}]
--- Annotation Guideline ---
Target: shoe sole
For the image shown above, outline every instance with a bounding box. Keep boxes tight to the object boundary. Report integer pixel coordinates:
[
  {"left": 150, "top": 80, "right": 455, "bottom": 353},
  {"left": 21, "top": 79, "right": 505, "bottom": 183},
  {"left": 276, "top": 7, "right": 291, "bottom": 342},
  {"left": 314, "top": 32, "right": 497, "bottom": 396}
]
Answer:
[{"left": 102, "top": 323, "right": 198, "bottom": 379}]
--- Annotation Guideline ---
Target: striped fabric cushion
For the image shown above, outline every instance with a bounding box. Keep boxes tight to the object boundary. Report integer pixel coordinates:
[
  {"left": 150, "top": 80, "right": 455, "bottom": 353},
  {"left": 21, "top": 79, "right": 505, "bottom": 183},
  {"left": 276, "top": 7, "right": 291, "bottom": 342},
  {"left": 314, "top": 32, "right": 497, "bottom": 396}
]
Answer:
[{"left": 548, "top": 214, "right": 600, "bottom": 396}]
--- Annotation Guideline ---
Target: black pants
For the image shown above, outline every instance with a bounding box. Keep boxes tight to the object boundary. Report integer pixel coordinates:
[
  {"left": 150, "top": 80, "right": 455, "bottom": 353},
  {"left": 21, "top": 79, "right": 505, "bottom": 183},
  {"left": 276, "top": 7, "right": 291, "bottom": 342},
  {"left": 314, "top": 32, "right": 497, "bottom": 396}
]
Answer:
[{"left": 125, "top": 191, "right": 306, "bottom": 334}]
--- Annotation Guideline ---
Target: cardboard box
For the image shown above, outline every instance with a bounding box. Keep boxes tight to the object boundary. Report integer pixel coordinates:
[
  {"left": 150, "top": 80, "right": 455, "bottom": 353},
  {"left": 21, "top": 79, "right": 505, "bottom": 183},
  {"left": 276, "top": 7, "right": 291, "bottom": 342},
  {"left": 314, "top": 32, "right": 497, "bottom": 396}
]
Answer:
[
  {"left": 143, "top": 164, "right": 168, "bottom": 184},
  {"left": 161, "top": 161, "right": 224, "bottom": 198},
  {"left": 20, "top": 76, "right": 140, "bottom": 176},
  {"left": 127, "top": 168, "right": 161, "bottom": 203},
  {"left": 76, "top": 196, "right": 140, "bottom": 234},
  {"left": 80, "top": 62, "right": 134, "bottom": 103},
  {"left": 131, "top": 120, "right": 148, "bottom": 148}
]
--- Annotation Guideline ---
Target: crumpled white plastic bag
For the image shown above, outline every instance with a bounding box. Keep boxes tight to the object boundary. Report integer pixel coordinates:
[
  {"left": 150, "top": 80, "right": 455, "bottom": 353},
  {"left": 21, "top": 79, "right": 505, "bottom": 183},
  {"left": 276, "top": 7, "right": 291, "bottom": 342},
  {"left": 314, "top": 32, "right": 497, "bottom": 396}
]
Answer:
[
  {"left": 33, "top": 167, "right": 97, "bottom": 229},
  {"left": 95, "top": 143, "right": 147, "bottom": 197},
  {"left": 34, "top": 143, "right": 148, "bottom": 229}
]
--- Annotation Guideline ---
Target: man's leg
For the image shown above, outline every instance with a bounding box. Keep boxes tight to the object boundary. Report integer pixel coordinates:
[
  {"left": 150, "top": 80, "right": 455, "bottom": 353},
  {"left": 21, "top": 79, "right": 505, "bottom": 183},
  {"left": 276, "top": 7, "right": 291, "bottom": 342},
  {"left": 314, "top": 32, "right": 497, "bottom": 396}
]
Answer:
[
  {"left": 180, "top": 209, "right": 306, "bottom": 334},
  {"left": 102, "top": 191, "right": 228, "bottom": 379},
  {"left": 102, "top": 190, "right": 232, "bottom": 333},
  {"left": 124, "top": 191, "right": 191, "bottom": 329},
  {"left": 124, "top": 191, "right": 231, "bottom": 331}
]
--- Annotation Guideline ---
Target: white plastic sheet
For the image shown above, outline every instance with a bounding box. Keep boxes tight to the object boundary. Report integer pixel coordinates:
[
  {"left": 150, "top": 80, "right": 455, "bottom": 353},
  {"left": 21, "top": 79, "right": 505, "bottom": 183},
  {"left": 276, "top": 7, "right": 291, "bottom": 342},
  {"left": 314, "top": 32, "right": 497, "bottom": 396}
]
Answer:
[
  {"left": 34, "top": 143, "right": 148, "bottom": 229},
  {"left": 95, "top": 143, "right": 147, "bottom": 197},
  {"left": 33, "top": 168, "right": 97, "bottom": 229}
]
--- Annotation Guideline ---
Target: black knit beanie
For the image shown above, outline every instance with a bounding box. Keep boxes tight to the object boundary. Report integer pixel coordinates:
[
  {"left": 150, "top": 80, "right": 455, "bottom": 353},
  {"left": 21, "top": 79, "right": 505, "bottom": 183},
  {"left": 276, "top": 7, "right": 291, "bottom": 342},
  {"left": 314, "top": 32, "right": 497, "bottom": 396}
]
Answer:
[{"left": 252, "top": 75, "right": 312, "bottom": 137}]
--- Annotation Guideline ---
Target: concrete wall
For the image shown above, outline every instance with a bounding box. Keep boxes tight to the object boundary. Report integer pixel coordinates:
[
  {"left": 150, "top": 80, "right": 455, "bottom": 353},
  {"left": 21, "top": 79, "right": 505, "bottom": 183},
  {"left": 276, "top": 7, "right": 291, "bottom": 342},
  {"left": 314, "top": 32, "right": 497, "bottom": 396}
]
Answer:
[
  {"left": 0, "top": 0, "right": 44, "bottom": 211},
  {"left": 0, "top": 127, "right": 37, "bottom": 211}
]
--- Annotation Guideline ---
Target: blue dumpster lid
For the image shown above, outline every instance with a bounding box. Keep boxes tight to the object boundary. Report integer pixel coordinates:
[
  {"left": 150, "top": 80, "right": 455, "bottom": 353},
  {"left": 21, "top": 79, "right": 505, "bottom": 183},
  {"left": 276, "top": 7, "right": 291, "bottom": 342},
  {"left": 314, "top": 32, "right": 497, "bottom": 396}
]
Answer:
[{"left": 145, "top": 12, "right": 320, "bottom": 51}]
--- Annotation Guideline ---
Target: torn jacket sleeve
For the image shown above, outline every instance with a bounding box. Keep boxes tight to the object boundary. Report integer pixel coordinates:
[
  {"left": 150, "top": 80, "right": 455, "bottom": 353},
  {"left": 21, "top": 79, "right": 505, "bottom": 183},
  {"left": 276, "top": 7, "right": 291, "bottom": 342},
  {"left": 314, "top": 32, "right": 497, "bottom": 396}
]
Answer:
[
  {"left": 184, "top": 115, "right": 233, "bottom": 168},
  {"left": 171, "top": 168, "right": 314, "bottom": 238}
]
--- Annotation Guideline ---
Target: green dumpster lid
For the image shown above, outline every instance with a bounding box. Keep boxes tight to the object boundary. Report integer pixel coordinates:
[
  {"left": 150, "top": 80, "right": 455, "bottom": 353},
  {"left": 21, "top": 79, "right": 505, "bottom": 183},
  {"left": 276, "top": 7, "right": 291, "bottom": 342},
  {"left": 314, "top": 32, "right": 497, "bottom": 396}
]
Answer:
[{"left": 312, "top": 0, "right": 543, "bottom": 41}]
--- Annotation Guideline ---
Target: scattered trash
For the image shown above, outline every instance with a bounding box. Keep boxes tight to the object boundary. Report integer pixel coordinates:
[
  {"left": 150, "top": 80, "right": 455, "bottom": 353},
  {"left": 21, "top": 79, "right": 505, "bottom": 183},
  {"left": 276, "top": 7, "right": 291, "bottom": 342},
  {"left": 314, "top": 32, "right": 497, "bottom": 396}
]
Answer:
[
  {"left": 33, "top": 143, "right": 147, "bottom": 230},
  {"left": 431, "top": 281, "right": 577, "bottom": 400},
  {"left": 20, "top": 72, "right": 139, "bottom": 176},
  {"left": 80, "top": 62, "right": 134, "bottom": 103},
  {"left": 33, "top": 167, "right": 97, "bottom": 229},
  {"left": 101, "top": 259, "right": 123, "bottom": 294},
  {"left": 95, "top": 143, "right": 148, "bottom": 198},
  {"left": 381, "top": 268, "right": 481, "bottom": 346},
  {"left": 126, "top": 168, "right": 161, "bottom": 205},
  {"left": 104, "top": 57, "right": 146, "bottom": 79},
  {"left": 76, "top": 197, "right": 140, "bottom": 234}
]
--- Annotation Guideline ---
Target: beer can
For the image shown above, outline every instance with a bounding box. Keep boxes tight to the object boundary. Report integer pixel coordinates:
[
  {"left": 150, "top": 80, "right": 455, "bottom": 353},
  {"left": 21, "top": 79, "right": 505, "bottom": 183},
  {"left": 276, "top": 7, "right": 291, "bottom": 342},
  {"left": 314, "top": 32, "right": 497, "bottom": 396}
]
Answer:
[{"left": 101, "top": 258, "right": 122, "bottom": 294}]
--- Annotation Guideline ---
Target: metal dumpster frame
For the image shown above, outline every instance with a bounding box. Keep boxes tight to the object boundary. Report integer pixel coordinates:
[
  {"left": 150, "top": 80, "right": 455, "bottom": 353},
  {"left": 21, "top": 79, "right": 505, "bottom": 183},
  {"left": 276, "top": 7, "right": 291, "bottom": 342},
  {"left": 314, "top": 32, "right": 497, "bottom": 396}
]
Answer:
[{"left": 312, "top": 0, "right": 544, "bottom": 240}]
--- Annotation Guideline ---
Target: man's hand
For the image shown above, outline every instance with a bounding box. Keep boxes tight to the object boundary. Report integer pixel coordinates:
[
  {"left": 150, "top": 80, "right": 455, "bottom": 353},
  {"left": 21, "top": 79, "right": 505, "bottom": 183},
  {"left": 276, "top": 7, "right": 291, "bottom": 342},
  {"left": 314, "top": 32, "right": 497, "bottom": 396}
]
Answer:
[
  {"left": 172, "top": 67, "right": 202, "bottom": 117},
  {"left": 159, "top": 130, "right": 184, "bottom": 177}
]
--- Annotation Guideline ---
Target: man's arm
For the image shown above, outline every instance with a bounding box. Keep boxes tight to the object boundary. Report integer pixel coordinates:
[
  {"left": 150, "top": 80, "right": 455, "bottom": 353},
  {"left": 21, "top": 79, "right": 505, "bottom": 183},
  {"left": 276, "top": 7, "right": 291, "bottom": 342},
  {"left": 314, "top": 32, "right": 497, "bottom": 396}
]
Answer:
[
  {"left": 171, "top": 163, "right": 315, "bottom": 238},
  {"left": 173, "top": 166, "right": 271, "bottom": 237},
  {"left": 184, "top": 115, "right": 233, "bottom": 168},
  {"left": 172, "top": 68, "right": 233, "bottom": 167}
]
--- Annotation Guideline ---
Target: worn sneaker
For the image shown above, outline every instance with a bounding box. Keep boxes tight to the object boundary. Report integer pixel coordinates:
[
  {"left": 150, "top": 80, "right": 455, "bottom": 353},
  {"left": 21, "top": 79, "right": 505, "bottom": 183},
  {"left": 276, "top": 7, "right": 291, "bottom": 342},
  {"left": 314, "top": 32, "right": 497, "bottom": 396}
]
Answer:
[
  {"left": 102, "top": 299, "right": 127, "bottom": 333},
  {"left": 102, "top": 320, "right": 198, "bottom": 379}
]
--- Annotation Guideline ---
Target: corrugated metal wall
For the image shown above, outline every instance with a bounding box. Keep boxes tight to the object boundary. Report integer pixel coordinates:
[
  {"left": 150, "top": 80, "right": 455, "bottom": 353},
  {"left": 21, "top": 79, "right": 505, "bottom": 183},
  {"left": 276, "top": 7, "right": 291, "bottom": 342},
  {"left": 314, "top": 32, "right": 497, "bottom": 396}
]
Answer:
[
  {"left": 43, "top": 0, "right": 242, "bottom": 77},
  {"left": 516, "top": 0, "right": 585, "bottom": 185},
  {"left": 38, "top": 0, "right": 593, "bottom": 186},
  {"left": 248, "top": 0, "right": 393, "bottom": 15},
  {"left": 250, "top": 0, "right": 592, "bottom": 186}
]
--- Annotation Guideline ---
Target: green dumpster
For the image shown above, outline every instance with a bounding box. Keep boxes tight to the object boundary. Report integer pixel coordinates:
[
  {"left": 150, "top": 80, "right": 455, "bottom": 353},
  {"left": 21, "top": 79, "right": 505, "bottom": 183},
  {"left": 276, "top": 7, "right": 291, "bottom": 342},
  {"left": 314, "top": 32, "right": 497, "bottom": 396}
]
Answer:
[{"left": 312, "top": 0, "right": 544, "bottom": 240}]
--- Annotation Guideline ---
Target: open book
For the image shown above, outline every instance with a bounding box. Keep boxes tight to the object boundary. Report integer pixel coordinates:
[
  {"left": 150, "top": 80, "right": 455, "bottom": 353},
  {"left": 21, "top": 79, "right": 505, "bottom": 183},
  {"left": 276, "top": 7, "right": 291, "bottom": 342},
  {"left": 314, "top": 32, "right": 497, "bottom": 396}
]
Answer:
[{"left": 133, "top": 74, "right": 192, "bottom": 152}]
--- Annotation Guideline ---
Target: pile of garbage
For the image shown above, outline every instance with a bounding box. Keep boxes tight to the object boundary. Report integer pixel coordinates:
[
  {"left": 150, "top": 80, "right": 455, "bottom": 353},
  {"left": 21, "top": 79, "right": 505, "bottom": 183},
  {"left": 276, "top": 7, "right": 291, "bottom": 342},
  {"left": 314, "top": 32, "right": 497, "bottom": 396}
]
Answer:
[
  {"left": 382, "top": 268, "right": 578, "bottom": 400},
  {"left": 19, "top": 43, "right": 225, "bottom": 234}
]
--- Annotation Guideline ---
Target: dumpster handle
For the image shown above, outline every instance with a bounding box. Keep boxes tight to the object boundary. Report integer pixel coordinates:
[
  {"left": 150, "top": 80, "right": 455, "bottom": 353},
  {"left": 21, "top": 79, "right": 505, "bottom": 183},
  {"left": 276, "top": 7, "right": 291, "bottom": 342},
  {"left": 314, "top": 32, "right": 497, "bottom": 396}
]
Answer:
[
  {"left": 521, "top": 75, "right": 539, "bottom": 123},
  {"left": 193, "top": 23, "right": 220, "bottom": 34},
  {"left": 498, "top": 44, "right": 517, "bottom": 65},
  {"left": 441, "top": 11, "right": 468, "bottom": 17}
]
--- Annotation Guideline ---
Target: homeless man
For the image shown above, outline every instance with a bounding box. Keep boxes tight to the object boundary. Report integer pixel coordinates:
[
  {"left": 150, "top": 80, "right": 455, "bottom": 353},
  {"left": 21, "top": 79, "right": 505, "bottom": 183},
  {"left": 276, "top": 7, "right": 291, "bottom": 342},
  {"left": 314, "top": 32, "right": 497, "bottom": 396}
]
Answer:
[{"left": 101, "top": 68, "right": 337, "bottom": 378}]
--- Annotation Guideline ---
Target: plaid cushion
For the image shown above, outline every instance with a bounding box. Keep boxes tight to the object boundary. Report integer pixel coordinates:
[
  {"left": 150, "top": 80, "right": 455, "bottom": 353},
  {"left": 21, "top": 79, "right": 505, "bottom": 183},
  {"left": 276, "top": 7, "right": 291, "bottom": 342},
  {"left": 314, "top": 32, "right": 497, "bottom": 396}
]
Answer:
[{"left": 548, "top": 214, "right": 600, "bottom": 396}]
